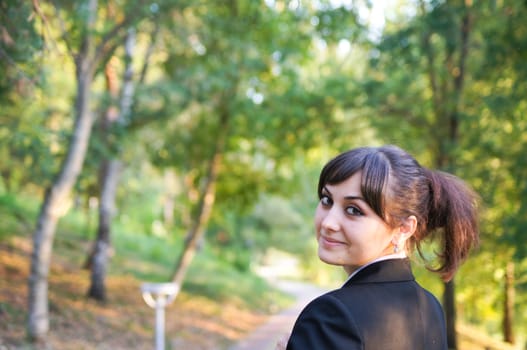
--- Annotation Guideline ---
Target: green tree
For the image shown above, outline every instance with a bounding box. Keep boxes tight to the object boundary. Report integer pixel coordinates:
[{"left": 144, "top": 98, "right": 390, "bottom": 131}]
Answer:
[
  {"left": 463, "top": 1, "right": 527, "bottom": 343},
  {"left": 25, "top": 0, "right": 152, "bottom": 340},
  {"left": 0, "top": 1, "right": 49, "bottom": 193},
  {"left": 138, "top": 1, "right": 366, "bottom": 287}
]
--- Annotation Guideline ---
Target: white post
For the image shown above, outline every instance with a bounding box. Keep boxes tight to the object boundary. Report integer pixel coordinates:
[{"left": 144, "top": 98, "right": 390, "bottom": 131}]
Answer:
[
  {"left": 141, "top": 283, "right": 180, "bottom": 350},
  {"left": 155, "top": 301, "right": 165, "bottom": 350}
]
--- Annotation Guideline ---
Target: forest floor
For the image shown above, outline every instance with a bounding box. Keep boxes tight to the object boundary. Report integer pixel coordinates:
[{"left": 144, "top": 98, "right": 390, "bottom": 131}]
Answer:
[{"left": 0, "top": 236, "right": 272, "bottom": 350}]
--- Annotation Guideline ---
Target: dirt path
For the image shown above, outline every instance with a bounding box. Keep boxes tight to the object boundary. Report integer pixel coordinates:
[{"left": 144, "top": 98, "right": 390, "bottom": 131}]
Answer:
[{"left": 229, "top": 280, "right": 328, "bottom": 350}]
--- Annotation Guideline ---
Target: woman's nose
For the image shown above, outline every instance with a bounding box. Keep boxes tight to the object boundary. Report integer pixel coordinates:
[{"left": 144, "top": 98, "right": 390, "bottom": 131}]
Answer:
[{"left": 321, "top": 208, "right": 340, "bottom": 232}]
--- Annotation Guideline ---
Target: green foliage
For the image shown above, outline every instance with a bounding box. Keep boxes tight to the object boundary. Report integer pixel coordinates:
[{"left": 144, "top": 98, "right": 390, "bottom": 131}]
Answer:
[
  {"left": 207, "top": 193, "right": 311, "bottom": 274},
  {"left": 0, "top": 192, "right": 37, "bottom": 239},
  {"left": 0, "top": 0, "right": 41, "bottom": 96},
  {"left": 184, "top": 249, "right": 294, "bottom": 312},
  {"left": 313, "top": 3, "right": 364, "bottom": 43},
  {"left": 0, "top": 2, "right": 56, "bottom": 192}
]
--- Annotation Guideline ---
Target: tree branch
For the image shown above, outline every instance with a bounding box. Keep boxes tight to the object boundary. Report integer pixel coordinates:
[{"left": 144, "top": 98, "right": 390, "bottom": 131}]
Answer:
[
  {"left": 92, "top": 10, "right": 138, "bottom": 67},
  {"left": 47, "top": 0, "right": 75, "bottom": 57},
  {"left": 138, "top": 19, "right": 160, "bottom": 85},
  {"left": 0, "top": 46, "right": 37, "bottom": 85}
]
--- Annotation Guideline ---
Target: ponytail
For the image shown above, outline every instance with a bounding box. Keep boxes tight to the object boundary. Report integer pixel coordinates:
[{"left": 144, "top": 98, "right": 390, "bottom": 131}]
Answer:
[{"left": 422, "top": 169, "right": 480, "bottom": 281}]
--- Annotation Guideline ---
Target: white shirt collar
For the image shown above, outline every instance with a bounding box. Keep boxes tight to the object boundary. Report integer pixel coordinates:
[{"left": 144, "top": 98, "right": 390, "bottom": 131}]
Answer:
[{"left": 342, "top": 252, "right": 407, "bottom": 286}]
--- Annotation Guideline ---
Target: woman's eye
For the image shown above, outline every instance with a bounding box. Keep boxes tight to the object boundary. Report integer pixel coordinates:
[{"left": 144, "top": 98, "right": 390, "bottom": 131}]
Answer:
[
  {"left": 345, "top": 206, "right": 363, "bottom": 216},
  {"left": 320, "top": 195, "right": 332, "bottom": 206}
]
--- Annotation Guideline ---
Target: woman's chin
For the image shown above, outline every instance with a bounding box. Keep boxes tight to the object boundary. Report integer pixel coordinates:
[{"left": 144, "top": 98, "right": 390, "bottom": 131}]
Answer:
[{"left": 317, "top": 250, "right": 342, "bottom": 267}]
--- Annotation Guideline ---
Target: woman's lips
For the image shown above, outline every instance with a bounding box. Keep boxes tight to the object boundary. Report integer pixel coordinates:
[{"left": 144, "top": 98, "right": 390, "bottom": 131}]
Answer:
[{"left": 320, "top": 235, "right": 346, "bottom": 248}]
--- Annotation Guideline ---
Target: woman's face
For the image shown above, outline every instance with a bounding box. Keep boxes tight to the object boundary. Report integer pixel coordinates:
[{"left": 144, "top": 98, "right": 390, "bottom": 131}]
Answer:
[{"left": 315, "top": 171, "right": 397, "bottom": 275}]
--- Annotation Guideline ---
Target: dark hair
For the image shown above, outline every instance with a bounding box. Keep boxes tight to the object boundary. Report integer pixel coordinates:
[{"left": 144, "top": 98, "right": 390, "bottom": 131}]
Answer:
[{"left": 317, "top": 145, "right": 479, "bottom": 281}]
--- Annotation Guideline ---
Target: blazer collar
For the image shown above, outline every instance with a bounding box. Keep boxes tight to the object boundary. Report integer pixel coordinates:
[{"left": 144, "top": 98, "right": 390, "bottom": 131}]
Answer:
[{"left": 342, "top": 258, "right": 415, "bottom": 287}]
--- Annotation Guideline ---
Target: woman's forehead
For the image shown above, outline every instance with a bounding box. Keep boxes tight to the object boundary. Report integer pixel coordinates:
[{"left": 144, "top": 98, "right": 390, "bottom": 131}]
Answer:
[{"left": 325, "top": 172, "right": 363, "bottom": 195}]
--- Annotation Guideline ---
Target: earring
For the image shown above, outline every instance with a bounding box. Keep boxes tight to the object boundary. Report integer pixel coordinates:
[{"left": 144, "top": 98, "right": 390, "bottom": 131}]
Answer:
[{"left": 393, "top": 243, "right": 399, "bottom": 253}]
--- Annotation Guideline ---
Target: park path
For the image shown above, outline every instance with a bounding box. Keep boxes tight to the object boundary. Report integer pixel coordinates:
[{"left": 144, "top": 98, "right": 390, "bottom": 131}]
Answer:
[{"left": 229, "top": 280, "right": 328, "bottom": 350}]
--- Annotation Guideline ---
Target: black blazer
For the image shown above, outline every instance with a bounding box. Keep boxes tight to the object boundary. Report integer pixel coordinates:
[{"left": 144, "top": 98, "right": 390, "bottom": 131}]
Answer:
[{"left": 286, "top": 259, "right": 447, "bottom": 350}]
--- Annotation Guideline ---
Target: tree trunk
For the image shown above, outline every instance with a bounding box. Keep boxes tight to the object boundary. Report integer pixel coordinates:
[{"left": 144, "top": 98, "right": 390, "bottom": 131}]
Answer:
[
  {"left": 503, "top": 261, "right": 515, "bottom": 344},
  {"left": 87, "top": 28, "right": 136, "bottom": 301},
  {"left": 27, "top": 36, "right": 97, "bottom": 344},
  {"left": 444, "top": 280, "right": 456, "bottom": 349},
  {"left": 27, "top": 70, "right": 95, "bottom": 340},
  {"left": 171, "top": 109, "right": 230, "bottom": 287},
  {"left": 87, "top": 160, "right": 120, "bottom": 300},
  {"left": 162, "top": 169, "right": 177, "bottom": 228},
  {"left": 27, "top": 0, "right": 99, "bottom": 340}
]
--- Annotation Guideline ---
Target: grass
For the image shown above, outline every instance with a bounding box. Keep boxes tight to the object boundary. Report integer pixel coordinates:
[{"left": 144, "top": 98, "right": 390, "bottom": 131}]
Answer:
[{"left": 0, "top": 192, "right": 36, "bottom": 239}]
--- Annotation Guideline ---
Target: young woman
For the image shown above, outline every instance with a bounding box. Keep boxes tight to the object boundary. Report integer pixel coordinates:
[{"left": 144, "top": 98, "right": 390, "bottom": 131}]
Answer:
[{"left": 282, "top": 145, "right": 479, "bottom": 350}]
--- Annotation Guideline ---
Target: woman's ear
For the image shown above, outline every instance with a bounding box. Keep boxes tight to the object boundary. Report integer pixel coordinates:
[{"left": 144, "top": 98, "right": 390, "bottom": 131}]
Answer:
[
  {"left": 391, "top": 216, "right": 417, "bottom": 252},
  {"left": 400, "top": 215, "right": 417, "bottom": 237}
]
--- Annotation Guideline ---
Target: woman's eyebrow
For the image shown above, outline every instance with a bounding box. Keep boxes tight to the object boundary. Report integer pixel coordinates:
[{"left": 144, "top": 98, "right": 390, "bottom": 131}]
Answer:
[
  {"left": 322, "top": 186, "right": 332, "bottom": 195},
  {"left": 344, "top": 195, "right": 365, "bottom": 201}
]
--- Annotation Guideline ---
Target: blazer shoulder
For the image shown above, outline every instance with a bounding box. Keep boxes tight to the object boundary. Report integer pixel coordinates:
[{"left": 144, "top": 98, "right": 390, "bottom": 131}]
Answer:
[{"left": 287, "top": 292, "right": 364, "bottom": 349}]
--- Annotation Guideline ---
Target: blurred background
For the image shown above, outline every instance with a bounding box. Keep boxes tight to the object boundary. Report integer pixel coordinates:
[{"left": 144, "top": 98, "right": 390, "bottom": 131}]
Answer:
[{"left": 0, "top": 0, "right": 526, "bottom": 349}]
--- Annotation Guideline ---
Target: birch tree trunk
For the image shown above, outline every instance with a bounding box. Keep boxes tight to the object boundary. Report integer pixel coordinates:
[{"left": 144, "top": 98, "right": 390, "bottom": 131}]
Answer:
[
  {"left": 87, "top": 159, "right": 120, "bottom": 300},
  {"left": 27, "top": 0, "right": 98, "bottom": 340},
  {"left": 88, "top": 28, "right": 136, "bottom": 301}
]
